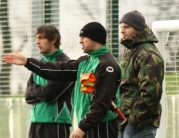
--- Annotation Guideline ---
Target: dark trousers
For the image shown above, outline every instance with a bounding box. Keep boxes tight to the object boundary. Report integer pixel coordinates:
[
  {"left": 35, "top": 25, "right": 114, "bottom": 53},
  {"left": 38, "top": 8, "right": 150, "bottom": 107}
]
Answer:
[
  {"left": 29, "top": 123, "right": 70, "bottom": 138},
  {"left": 83, "top": 118, "right": 118, "bottom": 138}
]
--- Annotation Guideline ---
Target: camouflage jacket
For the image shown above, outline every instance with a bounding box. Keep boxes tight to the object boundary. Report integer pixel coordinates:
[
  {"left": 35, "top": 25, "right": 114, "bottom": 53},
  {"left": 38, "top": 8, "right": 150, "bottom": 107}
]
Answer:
[{"left": 119, "top": 26, "right": 164, "bottom": 129}]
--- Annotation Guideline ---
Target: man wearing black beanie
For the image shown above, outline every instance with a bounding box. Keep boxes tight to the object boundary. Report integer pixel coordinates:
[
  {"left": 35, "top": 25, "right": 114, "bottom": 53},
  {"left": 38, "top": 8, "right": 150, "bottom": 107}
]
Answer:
[
  {"left": 3, "top": 22, "right": 121, "bottom": 138},
  {"left": 118, "top": 11, "right": 164, "bottom": 138},
  {"left": 79, "top": 22, "right": 107, "bottom": 45}
]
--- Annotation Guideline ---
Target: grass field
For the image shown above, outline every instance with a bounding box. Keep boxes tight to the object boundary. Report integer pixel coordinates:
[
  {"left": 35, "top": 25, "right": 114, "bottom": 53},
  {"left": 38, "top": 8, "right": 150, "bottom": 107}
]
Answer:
[{"left": 165, "top": 72, "right": 179, "bottom": 95}]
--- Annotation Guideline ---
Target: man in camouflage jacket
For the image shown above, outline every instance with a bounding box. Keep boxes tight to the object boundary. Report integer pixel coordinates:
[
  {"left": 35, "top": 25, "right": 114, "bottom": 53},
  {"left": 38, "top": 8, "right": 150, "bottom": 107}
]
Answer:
[{"left": 118, "top": 11, "right": 164, "bottom": 138}]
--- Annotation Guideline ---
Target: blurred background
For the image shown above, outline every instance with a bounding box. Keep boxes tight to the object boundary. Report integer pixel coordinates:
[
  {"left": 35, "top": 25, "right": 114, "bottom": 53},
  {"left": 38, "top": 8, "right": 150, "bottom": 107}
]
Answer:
[{"left": 0, "top": 0, "right": 179, "bottom": 137}]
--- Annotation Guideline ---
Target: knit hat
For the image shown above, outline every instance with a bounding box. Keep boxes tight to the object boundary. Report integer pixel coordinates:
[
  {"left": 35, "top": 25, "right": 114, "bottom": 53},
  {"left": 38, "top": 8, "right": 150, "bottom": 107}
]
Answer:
[
  {"left": 79, "top": 22, "right": 106, "bottom": 45},
  {"left": 119, "top": 10, "right": 146, "bottom": 31}
]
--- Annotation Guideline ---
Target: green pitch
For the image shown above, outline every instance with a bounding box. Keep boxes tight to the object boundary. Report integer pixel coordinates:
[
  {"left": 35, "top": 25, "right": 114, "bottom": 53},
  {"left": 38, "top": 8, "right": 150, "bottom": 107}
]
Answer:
[{"left": 165, "top": 72, "right": 179, "bottom": 95}]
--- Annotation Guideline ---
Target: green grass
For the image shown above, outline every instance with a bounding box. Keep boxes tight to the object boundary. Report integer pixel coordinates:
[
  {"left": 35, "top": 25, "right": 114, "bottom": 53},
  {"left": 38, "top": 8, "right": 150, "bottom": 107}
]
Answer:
[
  {"left": 0, "top": 94, "right": 24, "bottom": 98},
  {"left": 165, "top": 72, "right": 179, "bottom": 95},
  {"left": 0, "top": 101, "right": 9, "bottom": 137}
]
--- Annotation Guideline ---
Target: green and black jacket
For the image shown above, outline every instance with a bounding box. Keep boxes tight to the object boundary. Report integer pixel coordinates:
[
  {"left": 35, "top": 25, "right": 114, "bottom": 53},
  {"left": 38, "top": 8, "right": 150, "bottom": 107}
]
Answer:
[
  {"left": 119, "top": 26, "right": 164, "bottom": 129},
  {"left": 25, "top": 49, "right": 75, "bottom": 124},
  {"left": 25, "top": 46, "right": 121, "bottom": 133}
]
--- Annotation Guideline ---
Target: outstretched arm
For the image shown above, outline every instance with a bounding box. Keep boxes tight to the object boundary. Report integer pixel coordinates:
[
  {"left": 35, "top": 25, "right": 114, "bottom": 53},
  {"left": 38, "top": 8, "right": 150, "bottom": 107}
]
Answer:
[
  {"left": 3, "top": 49, "right": 84, "bottom": 81},
  {"left": 2, "top": 49, "right": 27, "bottom": 65}
]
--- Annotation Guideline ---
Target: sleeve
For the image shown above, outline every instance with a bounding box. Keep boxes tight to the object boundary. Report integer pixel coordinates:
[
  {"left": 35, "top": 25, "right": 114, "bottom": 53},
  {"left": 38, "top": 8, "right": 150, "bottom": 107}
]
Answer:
[
  {"left": 129, "top": 52, "right": 164, "bottom": 129},
  {"left": 24, "top": 57, "right": 86, "bottom": 81},
  {"left": 27, "top": 80, "right": 74, "bottom": 103},
  {"left": 25, "top": 74, "right": 41, "bottom": 105},
  {"left": 79, "top": 62, "right": 120, "bottom": 132},
  {"left": 25, "top": 55, "right": 76, "bottom": 104}
]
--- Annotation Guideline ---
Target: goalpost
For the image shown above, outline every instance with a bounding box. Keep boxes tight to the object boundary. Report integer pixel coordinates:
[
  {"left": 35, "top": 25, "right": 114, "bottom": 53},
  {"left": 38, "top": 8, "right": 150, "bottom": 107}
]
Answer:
[{"left": 152, "top": 20, "right": 179, "bottom": 138}]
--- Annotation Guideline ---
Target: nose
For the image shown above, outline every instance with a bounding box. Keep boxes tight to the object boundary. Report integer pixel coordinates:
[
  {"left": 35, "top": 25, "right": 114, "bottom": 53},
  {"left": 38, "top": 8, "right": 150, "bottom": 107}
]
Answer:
[
  {"left": 35, "top": 38, "right": 39, "bottom": 44},
  {"left": 79, "top": 37, "right": 83, "bottom": 44},
  {"left": 120, "top": 27, "right": 124, "bottom": 33}
]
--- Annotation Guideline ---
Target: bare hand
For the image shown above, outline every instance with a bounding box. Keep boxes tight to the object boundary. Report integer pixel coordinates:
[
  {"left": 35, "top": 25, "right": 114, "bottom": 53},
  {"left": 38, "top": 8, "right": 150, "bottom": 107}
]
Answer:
[
  {"left": 70, "top": 127, "right": 85, "bottom": 138},
  {"left": 2, "top": 49, "right": 27, "bottom": 65}
]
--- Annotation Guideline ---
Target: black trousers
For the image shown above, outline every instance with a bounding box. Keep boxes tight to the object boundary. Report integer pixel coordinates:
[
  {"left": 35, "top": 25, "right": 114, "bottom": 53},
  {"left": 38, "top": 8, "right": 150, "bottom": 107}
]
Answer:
[
  {"left": 29, "top": 123, "right": 70, "bottom": 138},
  {"left": 83, "top": 118, "right": 118, "bottom": 138}
]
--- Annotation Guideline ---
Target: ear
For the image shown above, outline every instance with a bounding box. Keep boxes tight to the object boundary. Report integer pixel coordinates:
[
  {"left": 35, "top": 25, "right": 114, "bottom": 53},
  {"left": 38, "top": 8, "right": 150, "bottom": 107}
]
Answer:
[{"left": 51, "top": 38, "right": 57, "bottom": 44}]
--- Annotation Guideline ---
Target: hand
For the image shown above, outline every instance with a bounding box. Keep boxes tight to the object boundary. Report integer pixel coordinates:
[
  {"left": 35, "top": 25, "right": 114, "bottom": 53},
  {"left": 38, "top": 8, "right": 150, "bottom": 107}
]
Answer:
[
  {"left": 70, "top": 127, "right": 85, "bottom": 138},
  {"left": 2, "top": 49, "right": 27, "bottom": 65}
]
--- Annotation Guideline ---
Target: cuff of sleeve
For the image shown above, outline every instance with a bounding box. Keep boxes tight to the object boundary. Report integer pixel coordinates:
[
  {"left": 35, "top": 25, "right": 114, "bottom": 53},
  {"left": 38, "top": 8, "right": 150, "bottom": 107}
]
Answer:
[
  {"left": 79, "top": 120, "right": 89, "bottom": 133},
  {"left": 24, "top": 58, "right": 30, "bottom": 68}
]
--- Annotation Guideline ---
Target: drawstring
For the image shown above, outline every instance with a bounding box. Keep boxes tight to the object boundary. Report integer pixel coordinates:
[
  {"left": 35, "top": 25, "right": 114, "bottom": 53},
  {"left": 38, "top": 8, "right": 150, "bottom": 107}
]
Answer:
[{"left": 57, "top": 124, "right": 60, "bottom": 138}]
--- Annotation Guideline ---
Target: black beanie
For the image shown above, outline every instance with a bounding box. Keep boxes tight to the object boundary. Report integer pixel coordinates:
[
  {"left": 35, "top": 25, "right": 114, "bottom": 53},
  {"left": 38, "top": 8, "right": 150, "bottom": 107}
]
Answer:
[
  {"left": 79, "top": 22, "right": 107, "bottom": 45},
  {"left": 119, "top": 10, "right": 146, "bottom": 31}
]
